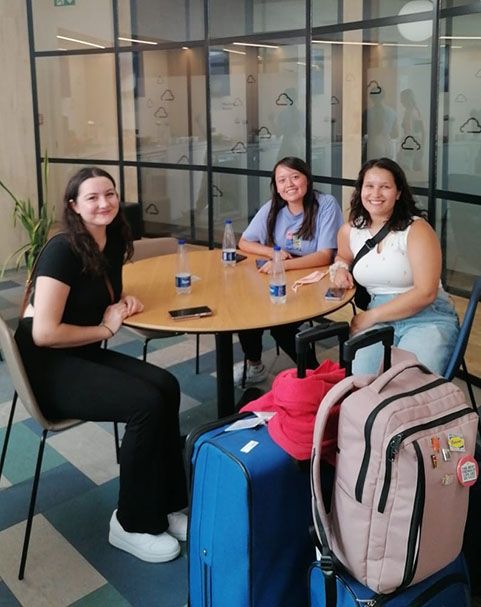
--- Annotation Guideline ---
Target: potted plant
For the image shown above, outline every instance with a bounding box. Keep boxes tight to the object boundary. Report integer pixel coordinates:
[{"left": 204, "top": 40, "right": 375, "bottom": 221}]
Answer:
[{"left": 0, "top": 154, "right": 55, "bottom": 278}]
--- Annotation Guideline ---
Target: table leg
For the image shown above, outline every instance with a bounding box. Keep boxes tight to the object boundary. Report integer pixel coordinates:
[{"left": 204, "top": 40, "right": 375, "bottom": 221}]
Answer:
[{"left": 215, "top": 332, "right": 235, "bottom": 418}]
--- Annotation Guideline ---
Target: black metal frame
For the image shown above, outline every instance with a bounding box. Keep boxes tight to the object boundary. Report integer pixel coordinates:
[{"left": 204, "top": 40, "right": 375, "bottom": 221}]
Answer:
[{"left": 25, "top": 0, "right": 481, "bottom": 290}]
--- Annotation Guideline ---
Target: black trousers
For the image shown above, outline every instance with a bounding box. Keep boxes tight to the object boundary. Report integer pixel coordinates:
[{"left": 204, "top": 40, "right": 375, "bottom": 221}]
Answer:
[
  {"left": 238, "top": 321, "right": 318, "bottom": 369},
  {"left": 15, "top": 320, "right": 187, "bottom": 535}
]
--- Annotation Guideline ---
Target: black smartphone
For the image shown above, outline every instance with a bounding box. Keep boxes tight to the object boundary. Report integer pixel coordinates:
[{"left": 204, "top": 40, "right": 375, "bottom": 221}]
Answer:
[
  {"left": 168, "top": 305, "right": 213, "bottom": 320},
  {"left": 255, "top": 258, "right": 268, "bottom": 269},
  {"left": 324, "top": 287, "right": 346, "bottom": 301},
  {"left": 236, "top": 253, "right": 247, "bottom": 263}
]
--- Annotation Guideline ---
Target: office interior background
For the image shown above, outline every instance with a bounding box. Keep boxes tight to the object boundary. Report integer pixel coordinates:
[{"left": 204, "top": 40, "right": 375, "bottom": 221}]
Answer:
[{"left": 1, "top": 0, "right": 480, "bottom": 298}]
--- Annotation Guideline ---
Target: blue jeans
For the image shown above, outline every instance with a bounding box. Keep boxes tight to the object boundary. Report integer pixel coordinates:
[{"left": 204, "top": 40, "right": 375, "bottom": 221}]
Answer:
[{"left": 351, "top": 292, "right": 459, "bottom": 376}]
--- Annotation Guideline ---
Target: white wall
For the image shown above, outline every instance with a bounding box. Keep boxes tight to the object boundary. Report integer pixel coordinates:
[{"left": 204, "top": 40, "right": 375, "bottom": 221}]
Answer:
[{"left": 0, "top": 0, "right": 37, "bottom": 272}]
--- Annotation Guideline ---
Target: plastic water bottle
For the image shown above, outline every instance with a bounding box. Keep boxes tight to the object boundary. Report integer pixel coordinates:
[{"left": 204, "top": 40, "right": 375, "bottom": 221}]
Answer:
[
  {"left": 175, "top": 239, "right": 192, "bottom": 294},
  {"left": 221, "top": 219, "right": 236, "bottom": 267},
  {"left": 269, "top": 245, "right": 287, "bottom": 304}
]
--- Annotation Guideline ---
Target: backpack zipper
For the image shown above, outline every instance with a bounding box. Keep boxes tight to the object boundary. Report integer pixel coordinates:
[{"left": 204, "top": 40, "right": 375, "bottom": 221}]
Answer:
[
  {"left": 355, "top": 378, "right": 447, "bottom": 502},
  {"left": 400, "top": 441, "right": 425, "bottom": 587},
  {"left": 377, "top": 406, "right": 473, "bottom": 513}
]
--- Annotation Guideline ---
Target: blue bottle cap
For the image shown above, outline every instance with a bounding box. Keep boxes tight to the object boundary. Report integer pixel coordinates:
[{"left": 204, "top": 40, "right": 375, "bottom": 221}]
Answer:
[
  {"left": 273, "top": 245, "right": 281, "bottom": 251},
  {"left": 178, "top": 239, "right": 186, "bottom": 245},
  {"left": 225, "top": 219, "right": 232, "bottom": 224}
]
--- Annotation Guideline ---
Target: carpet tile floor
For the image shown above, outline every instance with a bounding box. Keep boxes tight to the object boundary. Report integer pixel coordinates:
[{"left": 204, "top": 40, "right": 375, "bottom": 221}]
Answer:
[{"left": 1, "top": 268, "right": 480, "bottom": 606}]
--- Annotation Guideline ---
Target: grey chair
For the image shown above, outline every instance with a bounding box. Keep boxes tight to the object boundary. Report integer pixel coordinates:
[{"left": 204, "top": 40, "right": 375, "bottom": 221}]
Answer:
[
  {"left": 0, "top": 314, "right": 84, "bottom": 580},
  {"left": 127, "top": 237, "right": 201, "bottom": 371}
]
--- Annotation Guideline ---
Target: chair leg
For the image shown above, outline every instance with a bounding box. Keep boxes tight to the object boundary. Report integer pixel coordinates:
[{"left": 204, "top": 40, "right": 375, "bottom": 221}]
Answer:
[
  {"left": 113, "top": 422, "right": 121, "bottom": 464},
  {"left": 143, "top": 339, "right": 150, "bottom": 362},
  {"left": 241, "top": 355, "right": 248, "bottom": 389},
  {"left": 19, "top": 429, "right": 48, "bottom": 580},
  {"left": 462, "top": 358, "right": 477, "bottom": 410},
  {"left": 195, "top": 334, "right": 200, "bottom": 375},
  {"left": 0, "top": 392, "right": 17, "bottom": 480}
]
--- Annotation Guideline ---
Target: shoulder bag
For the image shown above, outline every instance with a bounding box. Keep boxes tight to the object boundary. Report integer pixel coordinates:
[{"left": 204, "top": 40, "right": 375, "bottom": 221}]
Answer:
[{"left": 350, "top": 223, "right": 390, "bottom": 310}]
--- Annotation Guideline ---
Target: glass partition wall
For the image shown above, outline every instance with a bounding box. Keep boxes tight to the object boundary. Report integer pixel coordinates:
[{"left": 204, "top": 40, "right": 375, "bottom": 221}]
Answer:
[{"left": 27, "top": 0, "right": 481, "bottom": 295}]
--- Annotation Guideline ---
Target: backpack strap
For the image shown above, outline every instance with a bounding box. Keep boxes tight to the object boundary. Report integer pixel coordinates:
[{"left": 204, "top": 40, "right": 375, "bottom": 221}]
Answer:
[
  {"left": 350, "top": 223, "right": 390, "bottom": 273},
  {"left": 311, "top": 374, "right": 374, "bottom": 605}
]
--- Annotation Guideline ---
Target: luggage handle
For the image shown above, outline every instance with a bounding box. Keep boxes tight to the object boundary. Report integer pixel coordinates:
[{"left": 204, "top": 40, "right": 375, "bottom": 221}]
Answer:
[
  {"left": 370, "top": 360, "right": 434, "bottom": 394},
  {"left": 296, "top": 321, "right": 350, "bottom": 378},
  {"left": 342, "top": 326, "right": 394, "bottom": 375}
]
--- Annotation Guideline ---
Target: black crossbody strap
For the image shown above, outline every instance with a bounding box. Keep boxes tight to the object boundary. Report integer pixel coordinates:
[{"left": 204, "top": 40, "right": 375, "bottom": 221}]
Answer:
[{"left": 350, "top": 223, "right": 390, "bottom": 272}]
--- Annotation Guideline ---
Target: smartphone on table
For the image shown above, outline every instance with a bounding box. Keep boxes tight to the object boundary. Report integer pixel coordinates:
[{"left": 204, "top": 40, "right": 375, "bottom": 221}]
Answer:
[
  {"left": 324, "top": 287, "right": 346, "bottom": 301},
  {"left": 168, "top": 305, "right": 213, "bottom": 320},
  {"left": 255, "top": 258, "right": 268, "bottom": 269}
]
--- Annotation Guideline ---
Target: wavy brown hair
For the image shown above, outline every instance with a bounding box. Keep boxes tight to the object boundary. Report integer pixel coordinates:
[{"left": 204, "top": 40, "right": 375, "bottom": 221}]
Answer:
[
  {"left": 349, "top": 157, "right": 426, "bottom": 230},
  {"left": 62, "top": 167, "right": 133, "bottom": 275},
  {"left": 266, "top": 157, "right": 319, "bottom": 246}
]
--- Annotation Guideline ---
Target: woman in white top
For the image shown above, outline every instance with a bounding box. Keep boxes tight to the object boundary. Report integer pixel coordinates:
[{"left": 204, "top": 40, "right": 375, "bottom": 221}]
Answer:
[{"left": 331, "top": 157, "right": 459, "bottom": 375}]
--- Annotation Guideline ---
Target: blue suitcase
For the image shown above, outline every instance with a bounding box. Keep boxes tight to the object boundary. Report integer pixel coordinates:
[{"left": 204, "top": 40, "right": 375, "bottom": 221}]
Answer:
[
  {"left": 187, "top": 322, "right": 350, "bottom": 607},
  {"left": 309, "top": 553, "right": 471, "bottom": 607},
  {"left": 187, "top": 418, "right": 314, "bottom": 607}
]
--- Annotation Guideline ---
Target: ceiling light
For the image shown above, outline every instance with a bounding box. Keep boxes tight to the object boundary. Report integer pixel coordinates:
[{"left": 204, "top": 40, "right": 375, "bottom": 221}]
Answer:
[
  {"left": 382, "top": 42, "right": 429, "bottom": 47},
  {"left": 312, "top": 40, "right": 378, "bottom": 46},
  {"left": 233, "top": 42, "right": 279, "bottom": 49},
  {"left": 118, "top": 36, "right": 158, "bottom": 46},
  {"left": 440, "top": 35, "right": 481, "bottom": 40},
  {"left": 56, "top": 35, "right": 105, "bottom": 49},
  {"left": 223, "top": 48, "right": 246, "bottom": 55},
  {"left": 397, "top": 1, "right": 433, "bottom": 42}
]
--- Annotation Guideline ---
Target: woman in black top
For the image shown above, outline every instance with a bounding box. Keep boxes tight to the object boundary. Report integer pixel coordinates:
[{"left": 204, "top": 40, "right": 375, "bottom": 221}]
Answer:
[{"left": 15, "top": 167, "right": 187, "bottom": 563}]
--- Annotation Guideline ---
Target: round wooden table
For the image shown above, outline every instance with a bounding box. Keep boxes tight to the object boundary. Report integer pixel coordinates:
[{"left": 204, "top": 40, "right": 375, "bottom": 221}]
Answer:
[{"left": 123, "top": 249, "right": 354, "bottom": 416}]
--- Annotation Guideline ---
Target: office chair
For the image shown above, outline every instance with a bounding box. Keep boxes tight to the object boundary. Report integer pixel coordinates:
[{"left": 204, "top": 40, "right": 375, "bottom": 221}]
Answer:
[
  {"left": 127, "top": 237, "right": 201, "bottom": 372},
  {"left": 0, "top": 314, "right": 85, "bottom": 579},
  {"left": 443, "top": 276, "right": 481, "bottom": 410}
]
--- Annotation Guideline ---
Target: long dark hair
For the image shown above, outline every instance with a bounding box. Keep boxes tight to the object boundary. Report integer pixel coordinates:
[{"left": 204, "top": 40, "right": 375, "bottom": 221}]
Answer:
[
  {"left": 349, "top": 158, "right": 426, "bottom": 230},
  {"left": 63, "top": 167, "right": 133, "bottom": 275},
  {"left": 266, "top": 157, "right": 318, "bottom": 245}
]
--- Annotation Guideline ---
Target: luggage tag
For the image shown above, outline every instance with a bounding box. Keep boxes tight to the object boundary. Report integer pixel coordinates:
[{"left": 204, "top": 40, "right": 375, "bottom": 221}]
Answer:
[{"left": 224, "top": 412, "right": 275, "bottom": 432}]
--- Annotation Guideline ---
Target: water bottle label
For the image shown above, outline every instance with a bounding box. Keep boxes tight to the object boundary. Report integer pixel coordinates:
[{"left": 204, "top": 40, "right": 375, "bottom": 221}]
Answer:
[
  {"left": 175, "top": 275, "right": 191, "bottom": 288},
  {"left": 269, "top": 284, "right": 286, "bottom": 298},
  {"left": 222, "top": 250, "right": 236, "bottom": 262}
]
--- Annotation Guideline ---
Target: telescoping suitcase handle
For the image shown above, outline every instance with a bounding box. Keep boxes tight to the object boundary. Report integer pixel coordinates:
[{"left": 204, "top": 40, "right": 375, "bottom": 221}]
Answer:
[
  {"left": 342, "top": 326, "right": 394, "bottom": 376},
  {"left": 296, "top": 321, "right": 350, "bottom": 379}
]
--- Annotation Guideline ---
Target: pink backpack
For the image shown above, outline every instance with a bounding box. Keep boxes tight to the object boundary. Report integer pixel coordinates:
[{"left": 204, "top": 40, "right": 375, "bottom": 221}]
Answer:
[{"left": 311, "top": 349, "right": 479, "bottom": 594}]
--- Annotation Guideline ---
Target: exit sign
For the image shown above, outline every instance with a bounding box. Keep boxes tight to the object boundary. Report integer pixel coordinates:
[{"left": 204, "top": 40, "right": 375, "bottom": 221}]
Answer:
[{"left": 54, "top": 0, "right": 76, "bottom": 6}]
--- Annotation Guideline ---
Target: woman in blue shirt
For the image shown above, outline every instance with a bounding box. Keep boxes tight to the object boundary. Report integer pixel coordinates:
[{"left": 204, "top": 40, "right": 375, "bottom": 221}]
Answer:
[{"left": 234, "top": 156, "right": 344, "bottom": 385}]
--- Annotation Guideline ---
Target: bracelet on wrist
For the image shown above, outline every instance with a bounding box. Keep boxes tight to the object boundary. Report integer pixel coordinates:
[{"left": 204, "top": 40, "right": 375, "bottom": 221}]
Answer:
[
  {"left": 100, "top": 321, "right": 115, "bottom": 338},
  {"left": 329, "top": 260, "right": 350, "bottom": 282}
]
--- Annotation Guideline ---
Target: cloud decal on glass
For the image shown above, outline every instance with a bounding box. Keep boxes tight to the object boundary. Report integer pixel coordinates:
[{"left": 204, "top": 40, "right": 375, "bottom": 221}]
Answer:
[
  {"left": 161, "top": 89, "right": 175, "bottom": 101},
  {"left": 257, "top": 126, "right": 272, "bottom": 139},
  {"left": 276, "top": 93, "right": 294, "bottom": 106},
  {"left": 154, "top": 106, "right": 168, "bottom": 118},
  {"left": 401, "top": 136, "right": 421, "bottom": 151},
  {"left": 460, "top": 117, "right": 481, "bottom": 134},
  {"left": 145, "top": 203, "right": 159, "bottom": 215},
  {"left": 367, "top": 80, "right": 382, "bottom": 95},
  {"left": 231, "top": 142, "right": 247, "bottom": 153}
]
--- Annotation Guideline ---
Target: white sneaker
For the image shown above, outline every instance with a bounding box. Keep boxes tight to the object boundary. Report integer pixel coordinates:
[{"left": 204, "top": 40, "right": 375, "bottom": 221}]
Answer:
[
  {"left": 109, "top": 510, "right": 181, "bottom": 563},
  {"left": 233, "top": 361, "right": 268, "bottom": 386},
  {"left": 167, "top": 511, "right": 188, "bottom": 541}
]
